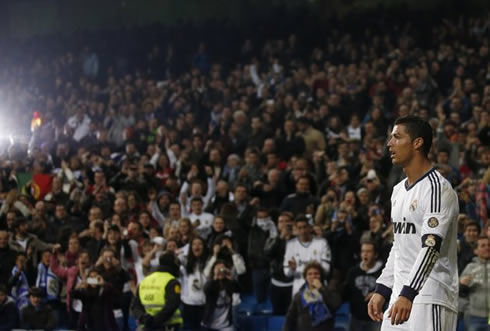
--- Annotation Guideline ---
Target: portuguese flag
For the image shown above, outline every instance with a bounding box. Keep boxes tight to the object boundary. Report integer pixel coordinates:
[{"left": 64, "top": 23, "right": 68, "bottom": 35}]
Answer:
[{"left": 16, "top": 173, "right": 53, "bottom": 200}]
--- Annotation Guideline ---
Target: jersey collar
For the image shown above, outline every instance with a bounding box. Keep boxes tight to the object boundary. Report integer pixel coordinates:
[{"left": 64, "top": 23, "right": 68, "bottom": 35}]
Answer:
[{"left": 404, "top": 167, "right": 435, "bottom": 191}]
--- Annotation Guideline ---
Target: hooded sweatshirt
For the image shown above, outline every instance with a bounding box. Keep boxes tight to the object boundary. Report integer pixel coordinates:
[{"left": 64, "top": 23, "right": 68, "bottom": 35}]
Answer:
[
  {"left": 343, "top": 260, "right": 384, "bottom": 321},
  {"left": 460, "top": 256, "right": 489, "bottom": 318}
]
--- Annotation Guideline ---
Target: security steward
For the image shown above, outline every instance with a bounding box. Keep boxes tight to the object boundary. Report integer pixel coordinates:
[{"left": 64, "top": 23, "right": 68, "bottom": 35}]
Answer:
[{"left": 131, "top": 252, "right": 183, "bottom": 331}]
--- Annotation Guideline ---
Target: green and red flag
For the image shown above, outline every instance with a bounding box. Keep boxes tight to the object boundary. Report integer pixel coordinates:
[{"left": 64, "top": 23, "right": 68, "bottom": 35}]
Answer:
[{"left": 16, "top": 172, "right": 52, "bottom": 200}]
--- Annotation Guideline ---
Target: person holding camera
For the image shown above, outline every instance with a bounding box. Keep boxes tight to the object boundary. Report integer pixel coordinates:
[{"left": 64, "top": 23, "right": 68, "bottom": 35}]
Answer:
[
  {"left": 131, "top": 252, "right": 183, "bottom": 331},
  {"left": 201, "top": 260, "right": 240, "bottom": 331},
  {"left": 72, "top": 269, "right": 120, "bottom": 331},
  {"left": 204, "top": 235, "right": 246, "bottom": 281},
  {"left": 95, "top": 247, "right": 130, "bottom": 329}
]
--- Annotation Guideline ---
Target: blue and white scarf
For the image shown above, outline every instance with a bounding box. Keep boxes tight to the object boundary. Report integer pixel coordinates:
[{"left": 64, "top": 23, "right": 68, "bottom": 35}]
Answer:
[
  {"left": 36, "top": 262, "right": 60, "bottom": 302},
  {"left": 10, "top": 266, "right": 29, "bottom": 310},
  {"left": 299, "top": 285, "right": 331, "bottom": 327}
]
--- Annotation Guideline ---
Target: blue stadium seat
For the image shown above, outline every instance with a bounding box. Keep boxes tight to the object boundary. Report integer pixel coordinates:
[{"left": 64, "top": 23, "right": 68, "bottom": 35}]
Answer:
[
  {"left": 336, "top": 302, "right": 350, "bottom": 317},
  {"left": 254, "top": 299, "right": 273, "bottom": 315},
  {"left": 334, "top": 302, "right": 350, "bottom": 331},
  {"left": 267, "top": 315, "right": 286, "bottom": 331},
  {"left": 250, "top": 315, "right": 268, "bottom": 331},
  {"left": 237, "top": 295, "right": 257, "bottom": 315}
]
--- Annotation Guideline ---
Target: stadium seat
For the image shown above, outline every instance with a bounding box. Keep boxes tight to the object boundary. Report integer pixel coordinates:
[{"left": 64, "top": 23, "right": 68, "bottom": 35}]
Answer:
[
  {"left": 254, "top": 299, "right": 273, "bottom": 315},
  {"left": 237, "top": 295, "right": 257, "bottom": 315},
  {"left": 267, "top": 315, "right": 286, "bottom": 331}
]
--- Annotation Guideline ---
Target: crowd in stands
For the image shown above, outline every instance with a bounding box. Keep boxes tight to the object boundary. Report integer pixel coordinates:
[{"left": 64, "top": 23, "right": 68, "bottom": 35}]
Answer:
[{"left": 0, "top": 7, "right": 489, "bottom": 331}]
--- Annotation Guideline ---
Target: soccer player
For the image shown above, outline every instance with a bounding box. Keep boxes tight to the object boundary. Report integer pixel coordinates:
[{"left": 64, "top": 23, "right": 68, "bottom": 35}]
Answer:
[{"left": 367, "top": 116, "right": 459, "bottom": 330}]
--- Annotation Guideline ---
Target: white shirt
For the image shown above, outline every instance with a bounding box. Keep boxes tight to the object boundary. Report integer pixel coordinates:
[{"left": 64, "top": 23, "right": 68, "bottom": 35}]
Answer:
[
  {"left": 179, "top": 265, "right": 207, "bottom": 306},
  {"left": 188, "top": 212, "right": 214, "bottom": 239},
  {"left": 376, "top": 169, "right": 459, "bottom": 312},
  {"left": 283, "top": 237, "right": 331, "bottom": 295}
]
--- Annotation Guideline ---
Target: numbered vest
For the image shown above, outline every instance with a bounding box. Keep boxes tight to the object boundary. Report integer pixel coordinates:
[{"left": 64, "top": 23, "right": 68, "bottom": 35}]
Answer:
[{"left": 139, "top": 272, "right": 183, "bottom": 326}]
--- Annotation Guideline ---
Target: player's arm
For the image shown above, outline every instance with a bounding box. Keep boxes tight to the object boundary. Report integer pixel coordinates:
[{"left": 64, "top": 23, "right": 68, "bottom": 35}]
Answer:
[
  {"left": 373, "top": 241, "right": 396, "bottom": 300},
  {"left": 399, "top": 181, "right": 458, "bottom": 302}
]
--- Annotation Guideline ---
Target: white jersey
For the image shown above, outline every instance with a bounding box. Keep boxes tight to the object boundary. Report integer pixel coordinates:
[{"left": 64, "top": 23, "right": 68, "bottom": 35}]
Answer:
[
  {"left": 283, "top": 237, "right": 331, "bottom": 295},
  {"left": 376, "top": 168, "right": 459, "bottom": 312},
  {"left": 188, "top": 212, "right": 214, "bottom": 239}
]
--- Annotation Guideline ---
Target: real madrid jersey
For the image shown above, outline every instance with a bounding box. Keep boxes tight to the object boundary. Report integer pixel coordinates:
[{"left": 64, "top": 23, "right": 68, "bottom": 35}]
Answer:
[
  {"left": 283, "top": 237, "right": 331, "bottom": 295},
  {"left": 375, "top": 168, "right": 459, "bottom": 312}
]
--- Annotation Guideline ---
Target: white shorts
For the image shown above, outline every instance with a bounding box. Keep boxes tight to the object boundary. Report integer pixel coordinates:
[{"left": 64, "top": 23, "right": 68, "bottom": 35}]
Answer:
[{"left": 380, "top": 303, "right": 457, "bottom": 331}]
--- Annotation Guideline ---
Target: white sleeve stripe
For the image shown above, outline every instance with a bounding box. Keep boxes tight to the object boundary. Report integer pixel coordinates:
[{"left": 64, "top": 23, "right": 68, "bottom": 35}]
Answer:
[{"left": 409, "top": 248, "right": 431, "bottom": 288}]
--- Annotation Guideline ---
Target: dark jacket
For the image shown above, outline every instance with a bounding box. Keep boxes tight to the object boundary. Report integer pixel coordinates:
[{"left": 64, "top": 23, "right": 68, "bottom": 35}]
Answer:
[
  {"left": 342, "top": 261, "right": 383, "bottom": 321},
  {"left": 280, "top": 192, "right": 319, "bottom": 216},
  {"left": 0, "top": 297, "right": 18, "bottom": 331},
  {"left": 0, "top": 246, "right": 16, "bottom": 286},
  {"left": 265, "top": 236, "right": 294, "bottom": 283},
  {"left": 72, "top": 283, "right": 120, "bottom": 331},
  {"left": 247, "top": 220, "right": 274, "bottom": 270},
  {"left": 202, "top": 279, "right": 240, "bottom": 328},
  {"left": 458, "top": 238, "right": 476, "bottom": 275},
  {"left": 130, "top": 266, "right": 181, "bottom": 331},
  {"left": 20, "top": 302, "right": 57, "bottom": 330},
  {"left": 283, "top": 284, "right": 341, "bottom": 331}
]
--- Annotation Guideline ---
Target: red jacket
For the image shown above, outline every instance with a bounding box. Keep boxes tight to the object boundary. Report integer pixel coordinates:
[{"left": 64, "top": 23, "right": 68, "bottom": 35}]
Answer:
[{"left": 50, "top": 253, "right": 81, "bottom": 312}]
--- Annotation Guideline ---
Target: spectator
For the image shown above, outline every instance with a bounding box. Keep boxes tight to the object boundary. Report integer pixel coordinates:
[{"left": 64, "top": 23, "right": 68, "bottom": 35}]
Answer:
[
  {"left": 72, "top": 268, "right": 120, "bottom": 331},
  {"left": 204, "top": 235, "right": 246, "bottom": 280},
  {"left": 20, "top": 286, "right": 57, "bottom": 330},
  {"left": 458, "top": 220, "right": 481, "bottom": 274},
  {"left": 459, "top": 236, "right": 490, "bottom": 331},
  {"left": 35, "top": 249, "right": 61, "bottom": 318},
  {"left": 8, "top": 252, "right": 33, "bottom": 310},
  {"left": 343, "top": 241, "right": 383, "bottom": 331},
  {"left": 247, "top": 207, "right": 278, "bottom": 303},
  {"left": 9, "top": 218, "right": 57, "bottom": 266},
  {"left": 297, "top": 117, "right": 326, "bottom": 158},
  {"left": 202, "top": 260, "right": 240, "bottom": 331},
  {"left": 0, "top": 284, "right": 18, "bottom": 331},
  {"left": 265, "top": 212, "right": 295, "bottom": 315},
  {"left": 188, "top": 197, "right": 214, "bottom": 240},
  {"left": 283, "top": 261, "right": 341, "bottom": 331},
  {"left": 284, "top": 215, "right": 332, "bottom": 295},
  {"left": 50, "top": 248, "right": 92, "bottom": 329},
  {"left": 180, "top": 236, "right": 209, "bottom": 330},
  {"left": 0, "top": 230, "right": 16, "bottom": 287},
  {"left": 206, "top": 215, "right": 232, "bottom": 249},
  {"left": 280, "top": 175, "right": 319, "bottom": 216}
]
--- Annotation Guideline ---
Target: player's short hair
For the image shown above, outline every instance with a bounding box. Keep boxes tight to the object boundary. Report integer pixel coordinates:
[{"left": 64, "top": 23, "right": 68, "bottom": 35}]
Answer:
[{"left": 395, "top": 115, "right": 433, "bottom": 156}]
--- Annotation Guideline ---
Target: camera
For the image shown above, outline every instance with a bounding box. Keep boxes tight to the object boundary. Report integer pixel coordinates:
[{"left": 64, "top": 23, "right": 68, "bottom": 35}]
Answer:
[{"left": 87, "top": 277, "right": 99, "bottom": 285}]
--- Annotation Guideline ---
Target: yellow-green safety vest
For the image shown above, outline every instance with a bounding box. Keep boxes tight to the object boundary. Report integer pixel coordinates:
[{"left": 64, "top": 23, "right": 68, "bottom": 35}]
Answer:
[{"left": 139, "top": 271, "right": 183, "bottom": 326}]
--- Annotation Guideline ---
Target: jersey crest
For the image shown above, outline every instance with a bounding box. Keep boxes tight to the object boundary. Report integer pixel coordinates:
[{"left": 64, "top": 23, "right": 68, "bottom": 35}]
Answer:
[{"left": 409, "top": 199, "right": 417, "bottom": 212}]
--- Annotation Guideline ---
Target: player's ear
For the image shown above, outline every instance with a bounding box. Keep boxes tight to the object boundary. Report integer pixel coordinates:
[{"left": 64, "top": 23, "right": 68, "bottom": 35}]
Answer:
[{"left": 413, "top": 137, "right": 424, "bottom": 151}]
